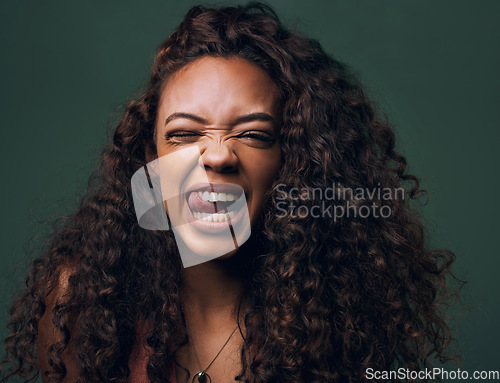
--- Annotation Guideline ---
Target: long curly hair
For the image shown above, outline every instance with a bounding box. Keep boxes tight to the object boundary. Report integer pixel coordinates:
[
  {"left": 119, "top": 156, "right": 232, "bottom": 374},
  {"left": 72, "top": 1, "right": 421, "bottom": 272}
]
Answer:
[{"left": 1, "top": 2, "right": 459, "bottom": 382}]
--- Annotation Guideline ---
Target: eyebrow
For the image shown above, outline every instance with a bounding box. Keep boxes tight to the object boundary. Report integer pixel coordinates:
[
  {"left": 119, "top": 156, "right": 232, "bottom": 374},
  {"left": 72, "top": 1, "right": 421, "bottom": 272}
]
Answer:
[{"left": 164, "top": 112, "right": 276, "bottom": 127}]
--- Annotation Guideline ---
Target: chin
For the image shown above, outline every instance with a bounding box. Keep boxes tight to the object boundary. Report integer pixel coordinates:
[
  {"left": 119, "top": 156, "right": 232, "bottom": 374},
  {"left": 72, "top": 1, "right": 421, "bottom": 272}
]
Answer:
[{"left": 171, "top": 217, "right": 251, "bottom": 268}]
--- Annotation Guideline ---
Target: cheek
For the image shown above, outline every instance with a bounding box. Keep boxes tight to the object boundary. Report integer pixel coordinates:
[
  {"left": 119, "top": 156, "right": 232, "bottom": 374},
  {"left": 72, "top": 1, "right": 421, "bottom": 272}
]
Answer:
[
  {"left": 263, "top": 148, "right": 281, "bottom": 182},
  {"left": 248, "top": 149, "right": 281, "bottom": 194},
  {"left": 155, "top": 141, "right": 179, "bottom": 159},
  {"left": 155, "top": 140, "right": 168, "bottom": 157}
]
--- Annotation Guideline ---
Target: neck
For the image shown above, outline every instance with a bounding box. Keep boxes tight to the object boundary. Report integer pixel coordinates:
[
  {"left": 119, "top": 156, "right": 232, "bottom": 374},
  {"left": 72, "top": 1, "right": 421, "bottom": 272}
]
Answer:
[
  {"left": 175, "top": 242, "right": 258, "bottom": 381},
  {"left": 180, "top": 243, "right": 253, "bottom": 328}
]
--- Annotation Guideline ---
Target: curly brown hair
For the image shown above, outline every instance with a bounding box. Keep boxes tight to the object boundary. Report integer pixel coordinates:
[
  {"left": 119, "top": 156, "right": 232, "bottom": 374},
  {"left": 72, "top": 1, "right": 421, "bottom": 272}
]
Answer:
[{"left": 1, "top": 2, "right": 459, "bottom": 382}]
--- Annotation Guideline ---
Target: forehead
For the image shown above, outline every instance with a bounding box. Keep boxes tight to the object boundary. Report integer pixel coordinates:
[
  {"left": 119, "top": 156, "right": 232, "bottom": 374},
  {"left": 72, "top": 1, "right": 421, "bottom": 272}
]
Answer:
[{"left": 157, "top": 56, "right": 280, "bottom": 123}]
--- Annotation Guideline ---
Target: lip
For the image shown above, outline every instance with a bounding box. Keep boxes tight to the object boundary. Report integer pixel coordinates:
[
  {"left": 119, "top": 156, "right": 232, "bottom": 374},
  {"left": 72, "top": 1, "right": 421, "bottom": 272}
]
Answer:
[
  {"left": 181, "top": 182, "right": 248, "bottom": 234},
  {"left": 186, "top": 182, "right": 245, "bottom": 196},
  {"left": 184, "top": 200, "right": 247, "bottom": 234}
]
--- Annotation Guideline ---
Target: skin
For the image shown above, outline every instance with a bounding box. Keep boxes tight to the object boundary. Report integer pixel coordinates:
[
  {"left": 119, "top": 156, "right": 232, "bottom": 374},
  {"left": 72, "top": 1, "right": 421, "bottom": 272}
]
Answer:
[
  {"left": 38, "top": 263, "right": 81, "bottom": 383},
  {"left": 155, "top": 56, "right": 281, "bottom": 382}
]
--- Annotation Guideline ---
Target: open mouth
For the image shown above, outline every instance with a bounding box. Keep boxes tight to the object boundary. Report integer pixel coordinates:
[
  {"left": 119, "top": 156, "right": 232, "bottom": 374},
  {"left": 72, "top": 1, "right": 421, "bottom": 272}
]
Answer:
[{"left": 185, "top": 183, "right": 246, "bottom": 223}]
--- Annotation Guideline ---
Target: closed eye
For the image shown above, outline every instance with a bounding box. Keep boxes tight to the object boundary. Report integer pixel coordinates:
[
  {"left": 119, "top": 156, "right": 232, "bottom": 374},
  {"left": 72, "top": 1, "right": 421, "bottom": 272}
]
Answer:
[
  {"left": 239, "top": 131, "right": 276, "bottom": 143},
  {"left": 166, "top": 131, "right": 199, "bottom": 137},
  {"left": 164, "top": 131, "right": 200, "bottom": 144}
]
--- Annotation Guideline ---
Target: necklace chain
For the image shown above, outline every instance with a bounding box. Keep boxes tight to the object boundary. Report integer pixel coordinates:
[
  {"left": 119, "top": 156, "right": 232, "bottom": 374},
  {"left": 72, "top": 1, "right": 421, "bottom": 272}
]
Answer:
[{"left": 184, "top": 316, "right": 240, "bottom": 382}]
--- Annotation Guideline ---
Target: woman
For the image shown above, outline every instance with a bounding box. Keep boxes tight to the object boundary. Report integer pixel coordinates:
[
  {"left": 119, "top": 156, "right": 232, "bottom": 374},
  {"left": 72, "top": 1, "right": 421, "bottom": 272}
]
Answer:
[{"left": 1, "top": 3, "right": 457, "bottom": 383}]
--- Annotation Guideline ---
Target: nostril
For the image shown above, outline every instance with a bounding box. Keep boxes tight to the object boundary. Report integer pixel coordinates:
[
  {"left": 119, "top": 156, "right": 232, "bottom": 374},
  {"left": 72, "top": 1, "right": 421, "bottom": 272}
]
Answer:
[
  {"left": 203, "top": 163, "right": 238, "bottom": 174},
  {"left": 198, "top": 146, "right": 238, "bottom": 172}
]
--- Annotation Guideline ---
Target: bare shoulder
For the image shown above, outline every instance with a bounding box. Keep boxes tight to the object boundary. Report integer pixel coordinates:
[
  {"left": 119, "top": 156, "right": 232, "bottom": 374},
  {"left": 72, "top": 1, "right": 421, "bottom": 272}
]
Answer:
[{"left": 38, "top": 262, "right": 80, "bottom": 382}]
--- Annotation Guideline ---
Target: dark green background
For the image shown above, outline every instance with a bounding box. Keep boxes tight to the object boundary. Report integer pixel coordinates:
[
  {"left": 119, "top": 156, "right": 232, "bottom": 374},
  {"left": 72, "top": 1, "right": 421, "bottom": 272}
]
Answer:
[{"left": 1, "top": 0, "right": 498, "bottom": 380}]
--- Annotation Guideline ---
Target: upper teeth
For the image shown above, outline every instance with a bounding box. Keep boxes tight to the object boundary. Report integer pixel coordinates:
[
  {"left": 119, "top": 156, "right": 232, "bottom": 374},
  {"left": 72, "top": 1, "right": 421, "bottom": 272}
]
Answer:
[{"left": 198, "top": 191, "right": 236, "bottom": 202}]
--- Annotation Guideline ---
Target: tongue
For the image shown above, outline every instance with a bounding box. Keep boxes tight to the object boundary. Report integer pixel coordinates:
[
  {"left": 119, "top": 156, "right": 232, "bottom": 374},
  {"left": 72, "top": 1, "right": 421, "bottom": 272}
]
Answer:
[{"left": 188, "top": 192, "right": 234, "bottom": 214}]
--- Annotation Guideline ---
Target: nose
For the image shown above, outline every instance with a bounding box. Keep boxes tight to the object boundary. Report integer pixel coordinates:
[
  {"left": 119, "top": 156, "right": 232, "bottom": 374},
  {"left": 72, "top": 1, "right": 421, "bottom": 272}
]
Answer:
[{"left": 198, "top": 139, "right": 238, "bottom": 173}]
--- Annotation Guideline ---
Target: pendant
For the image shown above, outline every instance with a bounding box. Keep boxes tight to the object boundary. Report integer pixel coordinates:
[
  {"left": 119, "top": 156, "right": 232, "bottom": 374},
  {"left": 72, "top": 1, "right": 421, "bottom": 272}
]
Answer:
[{"left": 192, "top": 371, "right": 212, "bottom": 383}]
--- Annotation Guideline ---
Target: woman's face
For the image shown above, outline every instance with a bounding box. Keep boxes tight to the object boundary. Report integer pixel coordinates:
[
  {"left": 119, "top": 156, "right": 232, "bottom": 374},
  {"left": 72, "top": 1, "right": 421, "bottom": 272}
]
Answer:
[{"left": 155, "top": 56, "right": 281, "bottom": 266}]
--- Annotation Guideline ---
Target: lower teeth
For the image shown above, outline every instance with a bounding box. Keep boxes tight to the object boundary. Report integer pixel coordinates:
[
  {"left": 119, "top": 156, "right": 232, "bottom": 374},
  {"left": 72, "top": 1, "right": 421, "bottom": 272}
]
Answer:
[{"left": 192, "top": 211, "right": 235, "bottom": 222}]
